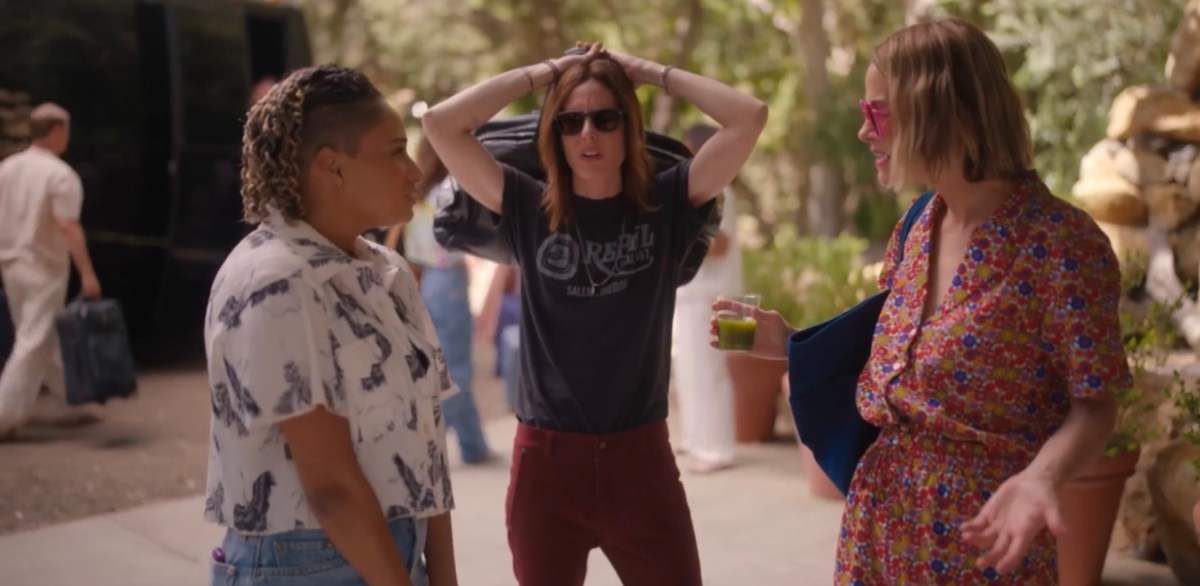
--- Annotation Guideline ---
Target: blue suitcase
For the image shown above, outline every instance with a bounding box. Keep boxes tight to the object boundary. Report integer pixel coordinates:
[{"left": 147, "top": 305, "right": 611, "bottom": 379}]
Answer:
[
  {"left": 0, "top": 288, "right": 13, "bottom": 369},
  {"left": 56, "top": 298, "right": 137, "bottom": 406}
]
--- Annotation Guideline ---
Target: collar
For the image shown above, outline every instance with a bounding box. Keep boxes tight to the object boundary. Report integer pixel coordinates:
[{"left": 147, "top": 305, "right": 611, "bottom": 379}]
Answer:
[
  {"left": 27, "top": 144, "right": 58, "bottom": 158},
  {"left": 898, "top": 173, "right": 1041, "bottom": 323},
  {"left": 261, "top": 208, "right": 397, "bottom": 286}
]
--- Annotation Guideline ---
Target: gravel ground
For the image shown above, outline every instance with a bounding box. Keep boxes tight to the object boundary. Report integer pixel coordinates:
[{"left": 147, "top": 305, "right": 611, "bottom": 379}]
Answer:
[{"left": 0, "top": 346, "right": 512, "bottom": 536}]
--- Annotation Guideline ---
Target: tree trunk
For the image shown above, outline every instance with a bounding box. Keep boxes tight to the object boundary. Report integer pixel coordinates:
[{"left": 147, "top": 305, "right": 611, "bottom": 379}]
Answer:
[
  {"left": 730, "top": 174, "right": 775, "bottom": 244},
  {"left": 527, "top": 0, "right": 567, "bottom": 62},
  {"left": 300, "top": 0, "right": 358, "bottom": 63},
  {"left": 797, "top": 0, "right": 844, "bottom": 237},
  {"left": 650, "top": 0, "right": 705, "bottom": 133}
]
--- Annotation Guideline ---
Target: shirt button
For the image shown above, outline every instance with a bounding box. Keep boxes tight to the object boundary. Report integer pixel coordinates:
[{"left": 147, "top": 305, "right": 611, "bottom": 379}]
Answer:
[{"left": 599, "top": 441, "right": 607, "bottom": 450}]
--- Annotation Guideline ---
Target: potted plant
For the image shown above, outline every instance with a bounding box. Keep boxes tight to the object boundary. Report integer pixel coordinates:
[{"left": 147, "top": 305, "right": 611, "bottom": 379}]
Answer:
[
  {"left": 1055, "top": 294, "right": 1172, "bottom": 586},
  {"left": 1055, "top": 392, "right": 1147, "bottom": 586}
]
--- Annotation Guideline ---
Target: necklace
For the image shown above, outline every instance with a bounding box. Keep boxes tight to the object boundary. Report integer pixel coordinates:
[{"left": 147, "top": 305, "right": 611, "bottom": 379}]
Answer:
[{"left": 572, "top": 213, "right": 629, "bottom": 296}]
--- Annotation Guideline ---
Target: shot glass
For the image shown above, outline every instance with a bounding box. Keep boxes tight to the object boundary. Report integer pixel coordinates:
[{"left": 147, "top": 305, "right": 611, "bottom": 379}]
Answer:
[{"left": 715, "top": 294, "right": 760, "bottom": 351}]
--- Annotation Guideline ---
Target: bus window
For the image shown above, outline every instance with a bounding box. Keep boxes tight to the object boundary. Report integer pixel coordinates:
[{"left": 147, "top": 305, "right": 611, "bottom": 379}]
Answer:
[{"left": 174, "top": 3, "right": 248, "bottom": 147}]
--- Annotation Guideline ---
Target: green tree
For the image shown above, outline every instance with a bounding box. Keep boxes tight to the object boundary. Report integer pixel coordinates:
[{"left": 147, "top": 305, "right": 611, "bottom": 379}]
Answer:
[
  {"left": 939, "top": 0, "right": 1186, "bottom": 196},
  {"left": 293, "top": 0, "right": 1187, "bottom": 240}
]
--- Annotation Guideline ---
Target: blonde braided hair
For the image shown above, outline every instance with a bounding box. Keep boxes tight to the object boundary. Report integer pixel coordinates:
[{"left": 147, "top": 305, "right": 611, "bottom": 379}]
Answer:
[{"left": 240, "top": 65, "right": 384, "bottom": 223}]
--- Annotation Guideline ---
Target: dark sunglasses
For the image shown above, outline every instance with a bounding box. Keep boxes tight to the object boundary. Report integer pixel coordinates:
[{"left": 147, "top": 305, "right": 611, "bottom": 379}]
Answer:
[
  {"left": 859, "top": 99, "right": 890, "bottom": 139},
  {"left": 554, "top": 108, "right": 625, "bottom": 136}
]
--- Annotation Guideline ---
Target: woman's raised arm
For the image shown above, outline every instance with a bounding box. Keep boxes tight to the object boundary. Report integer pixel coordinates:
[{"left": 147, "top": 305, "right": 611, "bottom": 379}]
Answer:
[{"left": 421, "top": 45, "right": 603, "bottom": 213}]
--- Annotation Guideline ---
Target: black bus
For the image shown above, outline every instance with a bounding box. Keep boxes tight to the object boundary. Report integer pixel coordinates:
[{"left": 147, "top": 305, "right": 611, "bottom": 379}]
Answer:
[{"left": 0, "top": 0, "right": 312, "bottom": 360}]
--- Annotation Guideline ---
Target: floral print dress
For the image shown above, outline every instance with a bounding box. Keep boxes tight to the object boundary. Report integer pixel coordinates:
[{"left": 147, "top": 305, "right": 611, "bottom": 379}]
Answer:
[{"left": 834, "top": 174, "right": 1131, "bottom": 585}]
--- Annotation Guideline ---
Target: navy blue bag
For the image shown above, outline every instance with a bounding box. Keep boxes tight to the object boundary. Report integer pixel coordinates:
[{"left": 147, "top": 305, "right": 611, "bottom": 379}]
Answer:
[
  {"left": 56, "top": 298, "right": 137, "bottom": 406},
  {"left": 786, "top": 192, "right": 933, "bottom": 496}
]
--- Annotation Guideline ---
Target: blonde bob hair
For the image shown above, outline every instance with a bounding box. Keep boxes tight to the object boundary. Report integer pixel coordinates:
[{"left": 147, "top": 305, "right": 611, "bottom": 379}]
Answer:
[{"left": 871, "top": 18, "right": 1032, "bottom": 189}]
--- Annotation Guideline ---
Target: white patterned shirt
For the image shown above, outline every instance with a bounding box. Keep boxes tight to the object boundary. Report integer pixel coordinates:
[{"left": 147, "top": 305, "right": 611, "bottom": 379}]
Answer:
[{"left": 202, "top": 209, "right": 457, "bottom": 535}]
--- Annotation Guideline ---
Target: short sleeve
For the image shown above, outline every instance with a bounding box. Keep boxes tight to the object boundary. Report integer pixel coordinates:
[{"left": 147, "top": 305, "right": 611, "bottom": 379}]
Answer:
[
  {"left": 1042, "top": 229, "right": 1131, "bottom": 399},
  {"left": 210, "top": 274, "right": 342, "bottom": 433},
  {"left": 658, "top": 160, "right": 718, "bottom": 258},
  {"left": 48, "top": 166, "right": 83, "bottom": 220},
  {"left": 498, "top": 164, "right": 545, "bottom": 263}
]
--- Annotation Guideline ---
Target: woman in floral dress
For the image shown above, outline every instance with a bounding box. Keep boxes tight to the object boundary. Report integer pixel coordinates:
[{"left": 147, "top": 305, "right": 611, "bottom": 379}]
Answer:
[{"left": 714, "top": 18, "right": 1129, "bottom": 584}]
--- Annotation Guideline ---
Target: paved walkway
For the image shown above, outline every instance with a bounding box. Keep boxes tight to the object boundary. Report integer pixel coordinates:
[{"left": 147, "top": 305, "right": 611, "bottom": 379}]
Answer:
[{"left": 0, "top": 417, "right": 1180, "bottom": 585}]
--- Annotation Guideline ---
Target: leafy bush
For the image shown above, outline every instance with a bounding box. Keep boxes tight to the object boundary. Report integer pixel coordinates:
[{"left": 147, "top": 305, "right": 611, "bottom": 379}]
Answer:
[
  {"left": 1110, "top": 297, "right": 1177, "bottom": 456},
  {"left": 1170, "top": 375, "right": 1200, "bottom": 481},
  {"left": 951, "top": 0, "right": 1187, "bottom": 196},
  {"left": 852, "top": 194, "right": 902, "bottom": 244},
  {"left": 742, "top": 228, "right": 878, "bottom": 329}
]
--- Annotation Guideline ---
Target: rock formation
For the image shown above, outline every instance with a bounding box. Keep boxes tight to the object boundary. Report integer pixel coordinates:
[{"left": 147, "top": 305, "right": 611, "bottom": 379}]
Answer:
[
  {"left": 1073, "top": 0, "right": 1200, "bottom": 354},
  {"left": 1075, "top": 4, "right": 1200, "bottom": 577},
  {"left": 1148, "top": 440, "right": 1200, "bottom": 585}
]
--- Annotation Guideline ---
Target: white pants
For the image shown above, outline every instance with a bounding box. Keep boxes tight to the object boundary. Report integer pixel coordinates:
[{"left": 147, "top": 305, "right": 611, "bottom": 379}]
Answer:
[
  {"left": 672, "top": 295, "right": 736, "bottom": 465},
  {"left": 0, "top": 259, "right": 68, "bottom": 433}
]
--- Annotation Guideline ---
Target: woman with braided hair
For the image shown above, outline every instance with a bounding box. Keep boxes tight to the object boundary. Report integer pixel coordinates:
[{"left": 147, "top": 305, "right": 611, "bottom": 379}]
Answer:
[{"left": 203, "top": 65, "right": 460, "bottom": 586}]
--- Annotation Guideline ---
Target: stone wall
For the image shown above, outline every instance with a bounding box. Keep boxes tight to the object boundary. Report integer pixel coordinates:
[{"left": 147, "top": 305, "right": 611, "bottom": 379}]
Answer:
[{"left": 0, "top": 88, "right": 31, "bottom": 161}]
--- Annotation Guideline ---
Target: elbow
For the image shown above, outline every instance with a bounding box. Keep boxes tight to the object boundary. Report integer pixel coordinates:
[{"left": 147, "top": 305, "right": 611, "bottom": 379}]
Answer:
[
  {"left": 55, "top": 217, "right": 80, "bottom": 236},
  {"left": 421, "top": 107, "right": 474, "bottom": 146},
  {"left": 305, "top": 480, "right": 357, "bottom": 517},
  {"left": 1099, "top": 394, "right": 1119, "bottom": 438},
  {"left": 421, "top": 108, "right": 446, "bottom": 140},
  {"left": 747, "top": 100, "right": 769, "bottom": 132},
  {"left": 1094, "top": 392, "right": 1118, "bottom": 428},
  {"left": 1072, "top": 392, "right": 1118, "bottom": 441}
]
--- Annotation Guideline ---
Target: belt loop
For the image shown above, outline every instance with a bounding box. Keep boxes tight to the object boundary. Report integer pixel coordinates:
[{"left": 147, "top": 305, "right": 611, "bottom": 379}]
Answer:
[{"left": 253, "top": 533, "right": 268, "bottom": 567}]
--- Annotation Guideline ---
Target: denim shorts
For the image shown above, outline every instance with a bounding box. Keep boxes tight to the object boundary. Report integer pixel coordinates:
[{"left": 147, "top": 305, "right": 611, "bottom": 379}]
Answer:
[{"left": 209, "top": 516, "right": 427, "bottom": 586}]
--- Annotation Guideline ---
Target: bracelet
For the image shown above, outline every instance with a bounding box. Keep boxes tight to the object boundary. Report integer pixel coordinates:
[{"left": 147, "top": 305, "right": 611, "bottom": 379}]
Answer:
[
  {"left": 543, "top": 60, "right": 561, "bottom": 85},
  {"left": 521, "top": 67, "right": 535, "bottom": 93},
  {"left": 660, "top": 65, "right": 675, "bottom": 92}
]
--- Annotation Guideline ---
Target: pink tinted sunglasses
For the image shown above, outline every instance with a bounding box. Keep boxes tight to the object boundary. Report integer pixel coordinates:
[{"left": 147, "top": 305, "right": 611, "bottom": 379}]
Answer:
[{"left": 859, "top": 100, "right": 890, "bottom": 139}]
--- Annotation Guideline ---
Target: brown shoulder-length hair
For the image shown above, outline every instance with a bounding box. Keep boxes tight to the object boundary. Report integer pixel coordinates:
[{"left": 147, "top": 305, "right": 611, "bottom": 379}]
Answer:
[
  {"left": 872, "top": 17, "right": 1032, "bottom": 189},
  {"left": 537, "top": 58, "right": 654, "bottom": 232}
]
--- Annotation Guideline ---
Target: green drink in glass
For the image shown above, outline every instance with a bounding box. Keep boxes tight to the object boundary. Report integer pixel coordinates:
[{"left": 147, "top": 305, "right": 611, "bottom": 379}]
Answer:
[{"left": 715, "top": 294, "right": 760, "bottom": 351}]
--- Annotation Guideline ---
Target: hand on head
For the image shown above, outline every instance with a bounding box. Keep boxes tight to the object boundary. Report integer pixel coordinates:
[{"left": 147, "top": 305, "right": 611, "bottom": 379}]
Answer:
[
  {"left": 554, "top": 42, "right": 649, "bottom": 87},
  {"left": 553, "top": 42, "right": 606, "bottom": 74}
]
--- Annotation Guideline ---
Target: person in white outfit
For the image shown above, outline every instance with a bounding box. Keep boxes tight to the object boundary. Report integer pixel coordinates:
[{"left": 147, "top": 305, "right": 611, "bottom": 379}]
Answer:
[
  {"left": 672, "top": 123, "right": 743, "bottom": 473},
  {"left": 0, "top": 103, "right": 103, "bottom": 440}
]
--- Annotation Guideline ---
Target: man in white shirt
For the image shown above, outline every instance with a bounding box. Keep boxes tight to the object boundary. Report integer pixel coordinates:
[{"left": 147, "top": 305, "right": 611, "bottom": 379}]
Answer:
[
  {"left": 672, "top": 123, "right": 744, "bottom": 473},
  {"left": 0, "top": 103, "right": 103, "bottom": 439}
]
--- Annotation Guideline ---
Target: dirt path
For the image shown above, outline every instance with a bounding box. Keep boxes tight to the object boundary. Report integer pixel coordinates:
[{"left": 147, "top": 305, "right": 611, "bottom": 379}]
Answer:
[{"left": 0, "top": 346, "right": 512, "bottom": 535}]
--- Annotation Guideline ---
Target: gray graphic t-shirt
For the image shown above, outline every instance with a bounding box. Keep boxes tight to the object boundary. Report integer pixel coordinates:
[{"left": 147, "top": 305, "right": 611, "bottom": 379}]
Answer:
[{"left": 499, "top": 160, "right": 715, "bottom": 433}]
